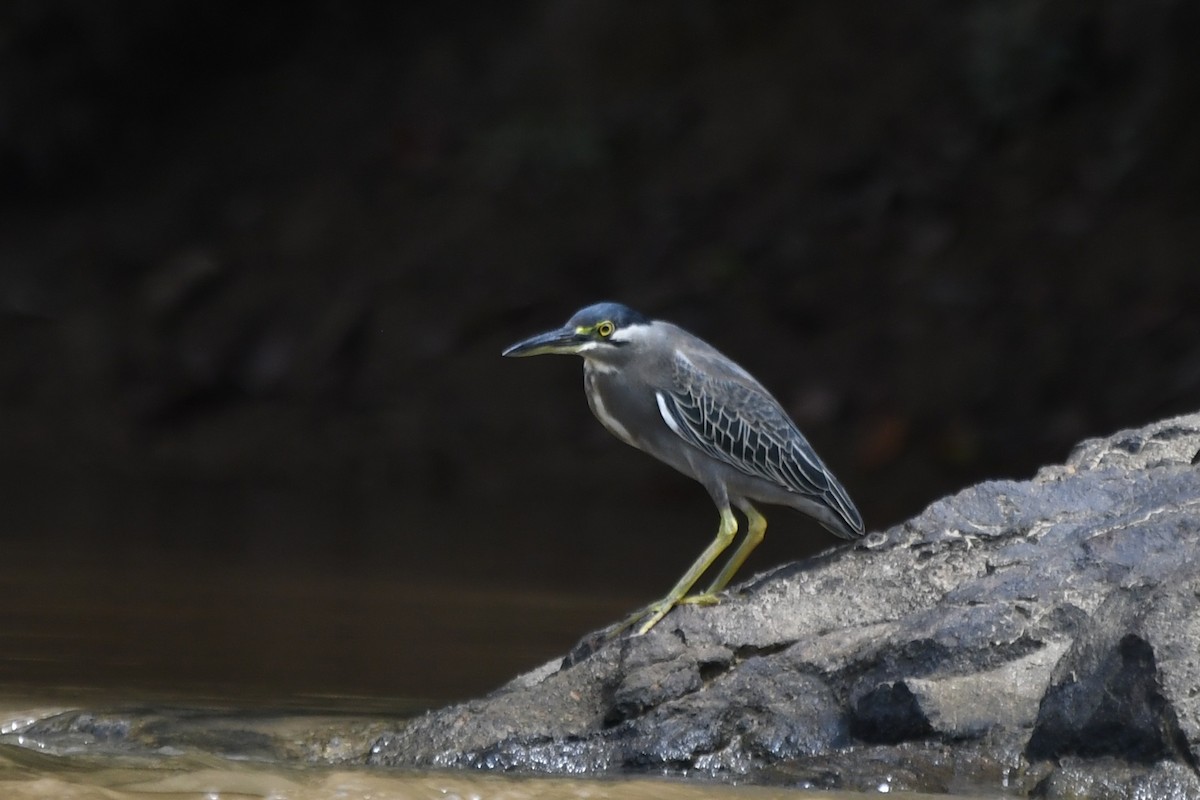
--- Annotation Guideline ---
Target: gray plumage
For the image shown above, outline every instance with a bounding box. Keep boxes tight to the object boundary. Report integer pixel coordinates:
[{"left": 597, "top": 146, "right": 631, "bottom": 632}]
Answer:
[
  {"left": 657, "top": 345, "right": 863, "bottom": 538},
  {"left": 503, "top": 302, "right": 864, "bottom": 635}
]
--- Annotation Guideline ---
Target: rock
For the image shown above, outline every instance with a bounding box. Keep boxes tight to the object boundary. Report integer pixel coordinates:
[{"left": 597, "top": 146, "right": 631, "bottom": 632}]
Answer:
[
  {"left": 1031, "top": 758, "right": 1200, "bottom": 800},
  {"left": 906, "top": 639, "right": 1071, "bottom": 739},
  {"left": 12, "top": 707, "right": 386, "bottom": 764},
  {"left": 369, "top": 413, "right": 1200, "bottom": 797}
]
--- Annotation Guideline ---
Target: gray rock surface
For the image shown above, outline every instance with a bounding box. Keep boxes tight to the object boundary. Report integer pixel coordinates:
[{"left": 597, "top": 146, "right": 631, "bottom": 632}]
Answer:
[{"left": 369, "top": 413, "right": 1200, "bottom": 796}]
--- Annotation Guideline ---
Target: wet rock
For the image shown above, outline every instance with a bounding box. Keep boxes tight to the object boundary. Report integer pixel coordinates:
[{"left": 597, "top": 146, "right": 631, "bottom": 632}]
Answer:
[
  {"left": 1027, "top": 581, "right": 1200, "bottom": 766},
  {"left": 369, "top": 413, "right": 1200, "bottom": 796},
  {"left": 11, "top": 708, "right": 385, "bottom": 764},
  {"left": 1031, "top": 758, "right": 1200, "bottom": 800}
]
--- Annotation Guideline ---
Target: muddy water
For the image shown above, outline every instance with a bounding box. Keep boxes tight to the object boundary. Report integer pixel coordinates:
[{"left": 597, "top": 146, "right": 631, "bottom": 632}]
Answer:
[
  {"left": 0, "top": 691, "right": 1005, "bottom": 800},
  {"left": 0, "top": 552, "right": 640, "bottom": 702},
  {"left": 0, "top": 682, "right": 1014, "bottom": 800},
  {"left": 0, "top": 557, "right": 1005, "bottom": 799},
  {"left": 0, "top": 743, "right": 980, "bottom": 800}
]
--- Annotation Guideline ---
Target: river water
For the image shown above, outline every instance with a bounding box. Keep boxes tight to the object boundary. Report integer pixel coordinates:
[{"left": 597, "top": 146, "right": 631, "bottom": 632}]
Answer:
[
  {"left": 0, "top": 555, "right": 1004, "bottom": 799},
  {"left": 0, "top": 688, "right": 1006, "bottom": 800}
]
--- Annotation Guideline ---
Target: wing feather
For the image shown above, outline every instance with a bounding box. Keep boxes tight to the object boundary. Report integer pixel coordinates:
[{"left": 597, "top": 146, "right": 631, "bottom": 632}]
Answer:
[{"left": 657, "top": 350, "right": 864, "bottom": 537}]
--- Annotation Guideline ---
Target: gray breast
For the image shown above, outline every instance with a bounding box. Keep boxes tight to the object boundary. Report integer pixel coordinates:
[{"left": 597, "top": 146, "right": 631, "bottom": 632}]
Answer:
[{"left": 583, "top": 360, "right": 711, "bottom": 485}]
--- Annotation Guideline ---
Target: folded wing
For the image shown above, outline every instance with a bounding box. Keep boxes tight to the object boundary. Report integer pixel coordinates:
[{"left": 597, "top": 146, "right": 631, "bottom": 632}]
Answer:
[{"left": 655, "top": 351, "right": 864, "bottom": 538}]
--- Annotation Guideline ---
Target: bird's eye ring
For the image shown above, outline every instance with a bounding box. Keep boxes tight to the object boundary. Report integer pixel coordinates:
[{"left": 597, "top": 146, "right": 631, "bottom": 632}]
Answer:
[{"left": 596, "top": 321, "right": 615, "bottom": 337}]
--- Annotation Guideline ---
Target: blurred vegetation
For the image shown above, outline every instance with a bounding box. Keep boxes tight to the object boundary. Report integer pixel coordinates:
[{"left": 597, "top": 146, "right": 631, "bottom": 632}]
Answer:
[{"left": 1, "top": 0, "right": 1198, "bottom": 592}]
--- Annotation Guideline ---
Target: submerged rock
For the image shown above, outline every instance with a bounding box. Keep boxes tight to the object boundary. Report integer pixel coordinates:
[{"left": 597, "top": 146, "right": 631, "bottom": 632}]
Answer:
[{"left": 369, "top": 413, "right": 1200, "bottom": 796}]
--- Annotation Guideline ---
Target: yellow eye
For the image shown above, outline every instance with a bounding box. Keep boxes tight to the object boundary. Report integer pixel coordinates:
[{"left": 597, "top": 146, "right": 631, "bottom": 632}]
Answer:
[{"left": 596, "top": 321, "right": 615, "bottom": 338}]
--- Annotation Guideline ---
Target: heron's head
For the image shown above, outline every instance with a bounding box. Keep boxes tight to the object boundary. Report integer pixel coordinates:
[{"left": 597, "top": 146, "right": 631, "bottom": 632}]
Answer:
[{"left": 502, "top": 302, "right": 652, "bottom": 366}]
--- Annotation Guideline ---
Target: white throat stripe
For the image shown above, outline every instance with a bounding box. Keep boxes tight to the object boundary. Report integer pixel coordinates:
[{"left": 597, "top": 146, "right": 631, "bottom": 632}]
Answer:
[{"left": 592, "top": 388, "right": 635, "bottom": 444}]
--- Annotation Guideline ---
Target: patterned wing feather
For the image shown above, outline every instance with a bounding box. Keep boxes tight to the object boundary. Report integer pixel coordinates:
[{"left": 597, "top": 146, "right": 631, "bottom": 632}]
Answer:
[{"left": 659, "top": 351, "right": 864, "bottom": 537}]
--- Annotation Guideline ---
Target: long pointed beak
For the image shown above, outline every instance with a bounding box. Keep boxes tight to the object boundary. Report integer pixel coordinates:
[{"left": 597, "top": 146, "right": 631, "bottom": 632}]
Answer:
[{"left": 502, "top": 326, "right": 585, "bottom": 357}]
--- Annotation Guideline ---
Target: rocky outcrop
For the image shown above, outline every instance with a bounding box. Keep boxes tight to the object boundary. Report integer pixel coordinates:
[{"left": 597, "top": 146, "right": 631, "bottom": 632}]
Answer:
[{"left": 368, "top": 414, "right": 1200, "bottom": 796}]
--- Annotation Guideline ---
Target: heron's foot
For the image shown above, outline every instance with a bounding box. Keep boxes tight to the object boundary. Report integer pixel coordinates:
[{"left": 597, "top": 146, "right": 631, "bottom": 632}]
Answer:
[
  {"left": 634, "top": 599, "right": 676, "bottom": 636},
  {"left": 677, "top": 592, "right": 721, "bottom": 606},
  {"left": 608, "top": 592, "right": 720, "bottom": 639},
  {"left": 602, "top": 600, "right": 668, "bottom": 639},
  {"left": 603, "top": 598, "right": 680, "bottom": 637}
]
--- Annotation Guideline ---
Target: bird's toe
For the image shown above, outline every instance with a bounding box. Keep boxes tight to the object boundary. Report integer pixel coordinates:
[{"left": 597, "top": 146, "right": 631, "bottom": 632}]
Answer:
[{"left": 677, "top": 592, "right": 722, "bottom": 607}]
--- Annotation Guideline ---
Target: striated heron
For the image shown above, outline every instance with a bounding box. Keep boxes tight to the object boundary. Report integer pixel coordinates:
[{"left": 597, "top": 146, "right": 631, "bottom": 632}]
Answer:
[{"left": 503, "top": 302, "right": 864, "bottom": 635}]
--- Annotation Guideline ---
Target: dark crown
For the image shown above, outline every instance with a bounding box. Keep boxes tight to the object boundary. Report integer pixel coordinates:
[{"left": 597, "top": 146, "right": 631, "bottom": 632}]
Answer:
[{"left": 566, "top": 302, "right": 649, "bottom": 329}]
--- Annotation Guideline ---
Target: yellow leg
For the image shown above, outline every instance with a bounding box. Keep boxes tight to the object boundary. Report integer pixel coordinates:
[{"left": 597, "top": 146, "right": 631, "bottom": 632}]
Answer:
[
  {"left": 621, "top": 506, "right": 738, "bottom": 636},
  {"left": 702, "top": 501, "right": 766, "bottom": 594}
]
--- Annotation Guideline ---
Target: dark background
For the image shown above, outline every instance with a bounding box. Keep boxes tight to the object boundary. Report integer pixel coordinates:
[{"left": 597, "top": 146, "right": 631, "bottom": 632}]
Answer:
[{"left": 2, "top": 0, "right": 1198, "bottom": 703}]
